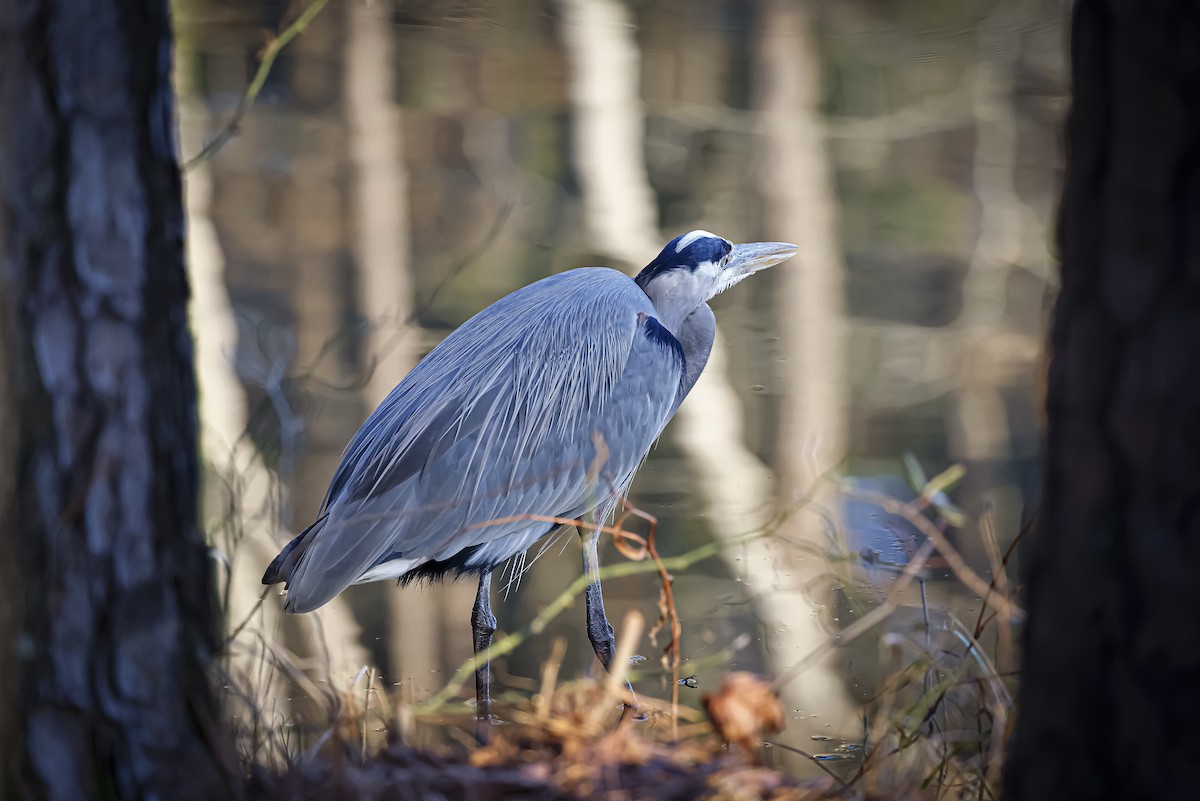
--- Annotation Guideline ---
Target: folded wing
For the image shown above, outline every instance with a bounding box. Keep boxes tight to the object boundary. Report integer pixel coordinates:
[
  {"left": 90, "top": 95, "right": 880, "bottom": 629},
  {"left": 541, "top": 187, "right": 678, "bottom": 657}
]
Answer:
[{"left": 276, "top": 268, "right": 686, "bottom": 612}]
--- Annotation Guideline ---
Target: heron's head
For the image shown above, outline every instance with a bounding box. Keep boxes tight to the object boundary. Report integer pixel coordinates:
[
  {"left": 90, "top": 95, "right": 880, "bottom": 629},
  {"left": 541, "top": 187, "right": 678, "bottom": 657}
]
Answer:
[{"left": 634, "top": 230, "right": 798, "bottom": 333}]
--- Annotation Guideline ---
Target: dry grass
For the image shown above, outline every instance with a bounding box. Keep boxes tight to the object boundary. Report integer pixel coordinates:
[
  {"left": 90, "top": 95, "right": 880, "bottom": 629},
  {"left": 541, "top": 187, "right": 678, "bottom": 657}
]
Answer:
[
  {"left": 248, "top": 677, "right": 855, "bottom": 801},
  {"left": 211, "top": 456, "right": 1020, "bottom": 801}
]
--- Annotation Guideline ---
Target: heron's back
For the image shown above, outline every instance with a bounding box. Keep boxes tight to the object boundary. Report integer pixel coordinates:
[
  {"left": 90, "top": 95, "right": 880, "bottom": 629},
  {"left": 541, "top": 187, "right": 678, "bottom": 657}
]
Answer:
[{"left": 272, "top": 268, "right": 685, "bottom": 612}]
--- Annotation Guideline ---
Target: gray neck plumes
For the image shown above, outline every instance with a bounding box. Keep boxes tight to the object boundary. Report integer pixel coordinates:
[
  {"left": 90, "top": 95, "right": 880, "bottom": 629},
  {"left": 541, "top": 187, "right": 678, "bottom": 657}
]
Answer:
[
  {"left": 638, "top": 267, "right": 718, "bottom": 408},
  {"left": 673, "top": 303, "right": 715, "bottom": 409}
]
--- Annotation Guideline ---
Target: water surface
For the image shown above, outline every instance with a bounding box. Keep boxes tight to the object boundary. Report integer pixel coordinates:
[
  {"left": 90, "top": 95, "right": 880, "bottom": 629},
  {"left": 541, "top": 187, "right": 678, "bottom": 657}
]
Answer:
[{"left": 178, "top": 0, "right": 1062, "bottom": 774}]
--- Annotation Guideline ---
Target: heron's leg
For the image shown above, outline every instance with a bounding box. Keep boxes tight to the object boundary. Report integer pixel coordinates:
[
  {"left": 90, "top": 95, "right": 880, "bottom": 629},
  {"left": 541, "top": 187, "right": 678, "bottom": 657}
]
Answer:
[
  {"left": 471, "top": 570, "right": 497, "bottom": 724},
  {"left": 579, "top": 527, "right": 617, "bottom": 668},
  {"left": 578, "top": 524, "right": 639, "bottom": 713}
]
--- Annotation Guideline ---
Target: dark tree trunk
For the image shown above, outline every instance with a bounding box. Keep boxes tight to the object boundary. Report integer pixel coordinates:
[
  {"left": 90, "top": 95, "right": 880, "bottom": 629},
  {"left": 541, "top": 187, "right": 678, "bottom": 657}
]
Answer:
[
  {"left": 0, "top": 1, "right": 237, "bottom": 799},
  {"left": 1004, "top": 2, "right": 1200, "bottom": 800}
]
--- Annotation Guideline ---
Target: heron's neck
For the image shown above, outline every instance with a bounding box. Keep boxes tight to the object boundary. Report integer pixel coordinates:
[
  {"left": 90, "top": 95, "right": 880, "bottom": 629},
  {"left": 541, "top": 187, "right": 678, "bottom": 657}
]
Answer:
[
  {"left": 673, "top": 303, "right": 715, "bottom": 409},
  {"left": 641, "top": 273, "right": 710, "bottom": 335}
]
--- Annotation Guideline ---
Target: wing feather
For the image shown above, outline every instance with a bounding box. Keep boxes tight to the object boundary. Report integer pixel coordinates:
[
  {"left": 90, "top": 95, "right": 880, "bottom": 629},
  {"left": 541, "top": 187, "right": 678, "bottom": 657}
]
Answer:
[{"left": 282, "top": 268, "right": 685, "bottom": 612}]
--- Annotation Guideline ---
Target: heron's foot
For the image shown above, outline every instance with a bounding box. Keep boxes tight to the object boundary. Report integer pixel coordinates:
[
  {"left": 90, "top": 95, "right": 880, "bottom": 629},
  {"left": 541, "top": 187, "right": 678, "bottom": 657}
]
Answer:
[
  {"left": 586, "top": 619, "right": 617, "bottom": 669},
  {"left": 587, "top": 628, "right": 643, "bottom": 719}
]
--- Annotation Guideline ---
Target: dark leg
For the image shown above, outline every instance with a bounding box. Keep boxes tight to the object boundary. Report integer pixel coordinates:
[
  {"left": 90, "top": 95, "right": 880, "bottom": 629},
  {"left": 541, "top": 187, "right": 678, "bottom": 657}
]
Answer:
[
  {"left": 579, "top": 525, "right": 639, "bottom": 713},
  {"left": 471, "top": 571, "right": 497, "bottom": 732},
  {"left": 580, "top": 531, "right": 617, "bottom": 668}
]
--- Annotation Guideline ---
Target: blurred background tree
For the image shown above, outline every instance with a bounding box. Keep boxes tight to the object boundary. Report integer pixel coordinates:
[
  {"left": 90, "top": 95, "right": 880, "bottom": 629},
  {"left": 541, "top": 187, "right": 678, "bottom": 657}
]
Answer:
[
  {"left": 19, "top": 0, "right": 1195, "bottom": 797},
  {"left": 0, "top": 1, "right": 237, "bottom": 798},
  {"left": 175, "top": 3, "right": 1063, "bottom": 766}
]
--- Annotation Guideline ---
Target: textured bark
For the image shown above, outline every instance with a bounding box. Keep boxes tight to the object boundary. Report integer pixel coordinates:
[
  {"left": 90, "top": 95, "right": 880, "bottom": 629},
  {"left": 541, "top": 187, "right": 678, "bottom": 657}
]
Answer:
[
  {"left": 1004, "top": 2, "right": 1200, "bottom": 799},
  {"left": 0, "top": 1, "right": 236, "bottom": 798}
]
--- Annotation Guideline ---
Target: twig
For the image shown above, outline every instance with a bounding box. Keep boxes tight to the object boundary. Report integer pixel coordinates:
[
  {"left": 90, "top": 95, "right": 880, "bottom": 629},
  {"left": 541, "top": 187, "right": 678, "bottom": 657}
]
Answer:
[
  {"left": 183, "top": 0, "right": 331, "bottom": 170},
  {"left": 223, "top": 586, "right": 270, "bottom": 648},
  {"left": 972, "top": 509, "right": 1031, "bottom": 641},
  {"left": 763, "top": 740, "right": 852, "bottom": 791},
  {"left": 418, "top": 202, "right": 515, "bottom": 312},
  {"left": 535, "top": 638, "right": 567, "bottom": 722},
  {"left": 410, "top": 523, "right": 775, "bottom": 715},
  {"left": 976, "top": 504, "right": 1013, "bottom": 675},
  {"left": 613, "top": 497, "right": 682, "bottom": 739},
  {"left": 587, "top": 610, "right": 643, "bottom": 729},
  {"left": 362, "top": 667, "right": 374, "bottom": 762},
  {"left": 842, "top": 487, "right": 1025, "bottom": 623},
  {"left": 774, "top": 539, "right": 937, "bottom": 691}
]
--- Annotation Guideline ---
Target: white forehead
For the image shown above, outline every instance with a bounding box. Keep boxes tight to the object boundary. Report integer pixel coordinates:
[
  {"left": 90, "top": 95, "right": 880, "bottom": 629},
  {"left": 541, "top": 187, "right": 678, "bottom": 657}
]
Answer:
[{"left": 675, "top": 229, "right": 724, "bottom": 253}]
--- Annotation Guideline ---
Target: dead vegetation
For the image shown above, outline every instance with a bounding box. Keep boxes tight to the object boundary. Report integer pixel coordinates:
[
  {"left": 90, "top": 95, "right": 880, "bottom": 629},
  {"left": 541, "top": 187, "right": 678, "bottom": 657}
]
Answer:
[
  {"left": 248, "top": 681, "right": 849, "bottom": 801},
  {"left": 214, "top": 459, "right": 1019, "bottom": 801}
]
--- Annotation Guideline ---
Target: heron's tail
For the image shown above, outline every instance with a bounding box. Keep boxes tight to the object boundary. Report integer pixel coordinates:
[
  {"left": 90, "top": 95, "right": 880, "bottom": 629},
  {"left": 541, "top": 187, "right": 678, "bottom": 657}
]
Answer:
[{"left": 262, "top": 514, "right": 327, "bottom": 587}]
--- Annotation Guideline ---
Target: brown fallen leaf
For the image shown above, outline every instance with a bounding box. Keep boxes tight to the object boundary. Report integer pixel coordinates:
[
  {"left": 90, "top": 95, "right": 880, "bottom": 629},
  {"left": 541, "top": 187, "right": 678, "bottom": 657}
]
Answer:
[{"left": 702, "top": 672, "right": 785, "bottom": 755}]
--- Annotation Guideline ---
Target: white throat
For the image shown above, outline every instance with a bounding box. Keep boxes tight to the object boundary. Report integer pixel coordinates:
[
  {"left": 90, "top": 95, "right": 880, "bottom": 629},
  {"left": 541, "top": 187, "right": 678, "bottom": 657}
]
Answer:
[{"left": 641, "top": 260, "right": 721, "bottom": 334}]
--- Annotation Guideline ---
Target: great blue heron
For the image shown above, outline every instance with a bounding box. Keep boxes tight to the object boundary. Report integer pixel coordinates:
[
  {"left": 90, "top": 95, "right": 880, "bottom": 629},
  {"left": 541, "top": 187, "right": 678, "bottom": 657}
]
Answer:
[{"left": 263, "top": 230, "right": 796, "bottom": 717}]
